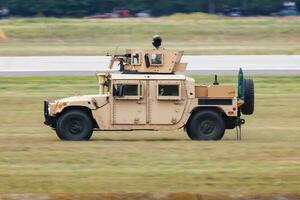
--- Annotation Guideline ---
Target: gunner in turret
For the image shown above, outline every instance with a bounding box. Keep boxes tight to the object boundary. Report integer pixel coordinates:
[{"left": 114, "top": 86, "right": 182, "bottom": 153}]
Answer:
[
  {"left": 152, "top": 35, "right": 162, "bottom": 50},
  {"left": 151, "top": 35, "right": 163, "bottom": 65}
]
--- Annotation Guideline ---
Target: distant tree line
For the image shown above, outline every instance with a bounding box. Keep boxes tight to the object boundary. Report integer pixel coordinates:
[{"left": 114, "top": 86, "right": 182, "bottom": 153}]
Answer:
[{"left": 0, "top": 0, "right": 299, "bottom": 17}]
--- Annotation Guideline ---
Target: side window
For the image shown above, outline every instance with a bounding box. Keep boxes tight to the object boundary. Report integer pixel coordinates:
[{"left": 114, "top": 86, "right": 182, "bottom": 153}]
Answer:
[
  {"left": 123, "top": 84, "right": 139, "bottom": 96},
  {"left": 158, "top": 83, "right": 181, "bottom": 100},
  {"left": 150, "top": 54, "right": 163, "bottom": 65},
  {"left": 131, "top": 53, "right": 141, "bottom": 65},
  {"left": 113, "top": 83, "right": 143, "bottom": 99}
]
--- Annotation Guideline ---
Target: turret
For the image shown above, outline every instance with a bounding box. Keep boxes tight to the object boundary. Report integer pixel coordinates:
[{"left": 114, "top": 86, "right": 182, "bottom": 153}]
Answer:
[{"left": 108, "top": 35, "right": 187, "bottom": 74}]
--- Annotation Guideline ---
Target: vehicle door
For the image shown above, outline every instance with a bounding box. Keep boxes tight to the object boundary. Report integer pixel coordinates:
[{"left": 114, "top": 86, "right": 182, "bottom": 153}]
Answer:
[
  {"left": 112, "top": 80, "right": 147, "bottom": 125},
  {"left": 148, "top": 80, "right": 187, "bottom": 125}
]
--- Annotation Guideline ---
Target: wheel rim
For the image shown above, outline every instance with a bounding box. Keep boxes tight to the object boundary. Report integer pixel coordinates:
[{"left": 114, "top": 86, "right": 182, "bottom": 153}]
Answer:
[
  {"left": 67, "top": 118, "right": 84, "bottom": 135},
  {"left": 199, "top": 119, "right": 216, "bottom": 136}
]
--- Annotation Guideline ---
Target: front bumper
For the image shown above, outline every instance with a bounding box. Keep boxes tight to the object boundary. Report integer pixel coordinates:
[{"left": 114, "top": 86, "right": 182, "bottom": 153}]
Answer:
[{"left": 44, "top": 100, "right": 56, "bottom": 128}]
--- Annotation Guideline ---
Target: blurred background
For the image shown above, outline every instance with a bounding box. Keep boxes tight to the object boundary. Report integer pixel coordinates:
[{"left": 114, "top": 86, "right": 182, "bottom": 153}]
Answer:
[
  {"left": 1, "top": 0, "right": 300, "bottom": 56},
  {"left": 0, "top": 0, "right": 299, "bottom": 18}
]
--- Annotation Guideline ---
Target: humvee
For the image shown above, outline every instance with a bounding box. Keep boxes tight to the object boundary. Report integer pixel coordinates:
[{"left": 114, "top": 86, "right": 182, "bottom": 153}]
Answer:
[{"left": 44, "top": 36, "right": 254, "bottom": 141}]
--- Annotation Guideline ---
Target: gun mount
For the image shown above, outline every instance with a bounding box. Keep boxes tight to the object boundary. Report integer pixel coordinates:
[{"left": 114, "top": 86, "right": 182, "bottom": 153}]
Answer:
[{"left": 108, "top": 36, "right": 187, "bottom": 74}]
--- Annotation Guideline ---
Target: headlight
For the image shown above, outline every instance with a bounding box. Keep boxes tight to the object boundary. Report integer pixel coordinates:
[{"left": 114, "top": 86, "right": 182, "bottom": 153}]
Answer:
[{"left": 56, "top": 102, "right": 67, "bottom": 110}]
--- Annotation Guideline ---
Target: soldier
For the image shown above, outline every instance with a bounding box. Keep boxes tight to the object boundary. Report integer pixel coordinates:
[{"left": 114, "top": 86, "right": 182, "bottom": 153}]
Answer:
[{"left": 152, "top": 35, "right": 162, "bottom": 49}]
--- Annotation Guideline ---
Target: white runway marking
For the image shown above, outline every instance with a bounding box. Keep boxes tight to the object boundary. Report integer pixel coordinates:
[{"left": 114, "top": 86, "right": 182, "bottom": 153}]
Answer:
[{"left": 0, "top": 55, "right": 300, "bottom": 75}]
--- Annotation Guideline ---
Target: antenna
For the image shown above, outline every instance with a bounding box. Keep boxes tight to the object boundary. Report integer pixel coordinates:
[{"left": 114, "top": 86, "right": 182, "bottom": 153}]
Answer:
[{"left": 213, "top": 74, "right": 219, "bottom": 85}]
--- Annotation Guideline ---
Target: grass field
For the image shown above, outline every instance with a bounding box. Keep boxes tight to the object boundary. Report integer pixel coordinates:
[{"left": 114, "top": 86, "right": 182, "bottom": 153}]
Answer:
[
  {"left": 0, "top": 75, "right": 299, "bottom": 195},
  {"left": 1, "top": 14, "right": 300, "bottom": 55}
]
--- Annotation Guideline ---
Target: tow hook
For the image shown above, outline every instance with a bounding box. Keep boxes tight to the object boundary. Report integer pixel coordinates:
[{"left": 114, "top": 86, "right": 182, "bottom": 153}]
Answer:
[
  {"left": 235, "top": 118, "right": 245, "bottom": 140},
  {"left": 236, "top": 118, "right": 245, "bottom": 126}
]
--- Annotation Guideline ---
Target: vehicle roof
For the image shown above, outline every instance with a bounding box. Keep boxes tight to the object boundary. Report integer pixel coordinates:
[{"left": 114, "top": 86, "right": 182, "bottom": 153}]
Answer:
[{"left": 110, "top": 73, "right": 187, "bottom": 80}]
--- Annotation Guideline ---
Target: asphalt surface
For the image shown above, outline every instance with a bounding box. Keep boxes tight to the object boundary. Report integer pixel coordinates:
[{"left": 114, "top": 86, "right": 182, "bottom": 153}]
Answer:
[{"left": 0, "top": 55, "right": 300, "bottom": 76}]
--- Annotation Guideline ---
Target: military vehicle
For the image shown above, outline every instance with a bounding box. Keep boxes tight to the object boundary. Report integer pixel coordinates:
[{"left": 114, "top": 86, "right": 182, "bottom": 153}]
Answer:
[{"left": 44, "top": 36, "right": 254, "bottom": 141}]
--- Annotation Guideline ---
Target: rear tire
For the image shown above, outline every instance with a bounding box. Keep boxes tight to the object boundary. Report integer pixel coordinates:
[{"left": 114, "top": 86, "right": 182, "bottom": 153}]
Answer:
[
  {"left": 56, "top": 110, "right": 93, "bottom": 141},
  {"left": 186, "top": 110, "right": 225, "bottom": 140},
  {"left": 241, "top": 78, "right": 255, "bottom": 115}
]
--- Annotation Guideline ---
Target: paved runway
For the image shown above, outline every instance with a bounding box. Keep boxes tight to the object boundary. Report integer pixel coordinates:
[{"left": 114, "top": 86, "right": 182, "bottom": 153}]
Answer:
[{"left": 0, "top": 55, "right": 300, "bottom": 76}]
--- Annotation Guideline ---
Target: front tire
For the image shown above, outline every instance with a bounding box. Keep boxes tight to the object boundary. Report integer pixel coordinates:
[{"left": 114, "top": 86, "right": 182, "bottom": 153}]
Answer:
[
  {"left": 186, "top": 110, "right": 225, "bottom": 140},
  {"left": 56, "top": 110, "right": 93, "bottom": 141}
]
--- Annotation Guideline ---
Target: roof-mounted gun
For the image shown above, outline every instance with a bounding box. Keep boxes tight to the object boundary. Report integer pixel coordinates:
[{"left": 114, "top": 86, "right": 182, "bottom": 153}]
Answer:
[
  {"left": 107, "top": 35, "right": 187, "bottom": 74},
  {"left": 108, "top": 53, "right": 131, "bottom": 70}
]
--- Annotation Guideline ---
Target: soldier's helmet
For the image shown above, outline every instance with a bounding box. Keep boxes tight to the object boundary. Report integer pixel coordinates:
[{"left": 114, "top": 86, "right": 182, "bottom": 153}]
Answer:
[{"left": 152, "top": 35, "right": 162, "bottom": 49}]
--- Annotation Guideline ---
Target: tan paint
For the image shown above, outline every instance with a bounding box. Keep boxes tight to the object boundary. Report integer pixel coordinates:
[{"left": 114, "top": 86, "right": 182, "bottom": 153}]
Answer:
[
  {"left": 47, "top": 47, "right": 243, "bottom": 131},
  {"left": 112, "top": 80, "right": 147, "bottom": 124},
  {"left": 208, "top": 85, "right": 236, "bottom": 98},
  {"left": 109, "top": 49, "right": 186, "bottom": 74},
  {"left": 196, "top": 85, "right": 235, "bottom": 98},
  {"left": 195, "top": 85, "right": 208, "bottom": 97}
]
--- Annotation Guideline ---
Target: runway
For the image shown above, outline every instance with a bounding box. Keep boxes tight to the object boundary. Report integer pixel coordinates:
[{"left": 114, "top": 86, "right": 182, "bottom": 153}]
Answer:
[{"left": 0, "top": 55, "right": 300, "bottom": 76}]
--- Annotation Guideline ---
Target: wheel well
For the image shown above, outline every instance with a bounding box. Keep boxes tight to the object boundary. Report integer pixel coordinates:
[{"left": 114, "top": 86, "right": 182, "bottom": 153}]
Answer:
[
  {"left": 185, "top": 106, "right": 236, "bottom": 130},
  {"left": 191, "top": 106, "right": 223, "bottom": 115},
  {"left": 60, "top": 106, "right": 99, "bottom": 128}
]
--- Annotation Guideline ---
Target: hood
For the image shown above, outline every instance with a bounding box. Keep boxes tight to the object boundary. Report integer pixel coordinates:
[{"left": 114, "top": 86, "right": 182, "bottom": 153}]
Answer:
[
  {"left": 49, "top": 94, "right": 109, "bottom": 116},
  {"left": 56, "top": 94, "right": 108, "bottom": 103}
]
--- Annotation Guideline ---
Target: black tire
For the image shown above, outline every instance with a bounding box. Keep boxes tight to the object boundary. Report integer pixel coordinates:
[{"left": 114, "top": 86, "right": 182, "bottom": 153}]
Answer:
[
  {"left": 56, "top": 110, "right": 93, "bottom": 141},
  {"left": 186, "top": 110, "right": 225, "bottom": 140},
  {"left": 241, "top": 78, "right": 255, "bottom": 115}
]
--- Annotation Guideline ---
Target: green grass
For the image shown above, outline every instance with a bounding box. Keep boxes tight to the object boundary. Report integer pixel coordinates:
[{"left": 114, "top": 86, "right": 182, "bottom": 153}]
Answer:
[
  {"left": 0, "top": 75, "right": 299, "bottom": 194},
  {"left": 1, "top": 14, "right": 300, "bottom": 55}
]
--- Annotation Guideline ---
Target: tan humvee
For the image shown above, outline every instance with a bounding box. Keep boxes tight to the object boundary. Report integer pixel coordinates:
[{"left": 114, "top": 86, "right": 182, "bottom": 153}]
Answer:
[{"left": 44, "top": 36, "right": 254, "bottom": 140}]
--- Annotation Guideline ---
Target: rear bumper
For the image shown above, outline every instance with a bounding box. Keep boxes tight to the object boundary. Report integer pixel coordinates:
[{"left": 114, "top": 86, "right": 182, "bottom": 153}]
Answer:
[{"left": 44, "top": 100, "right": 56, "bottom": 128}]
